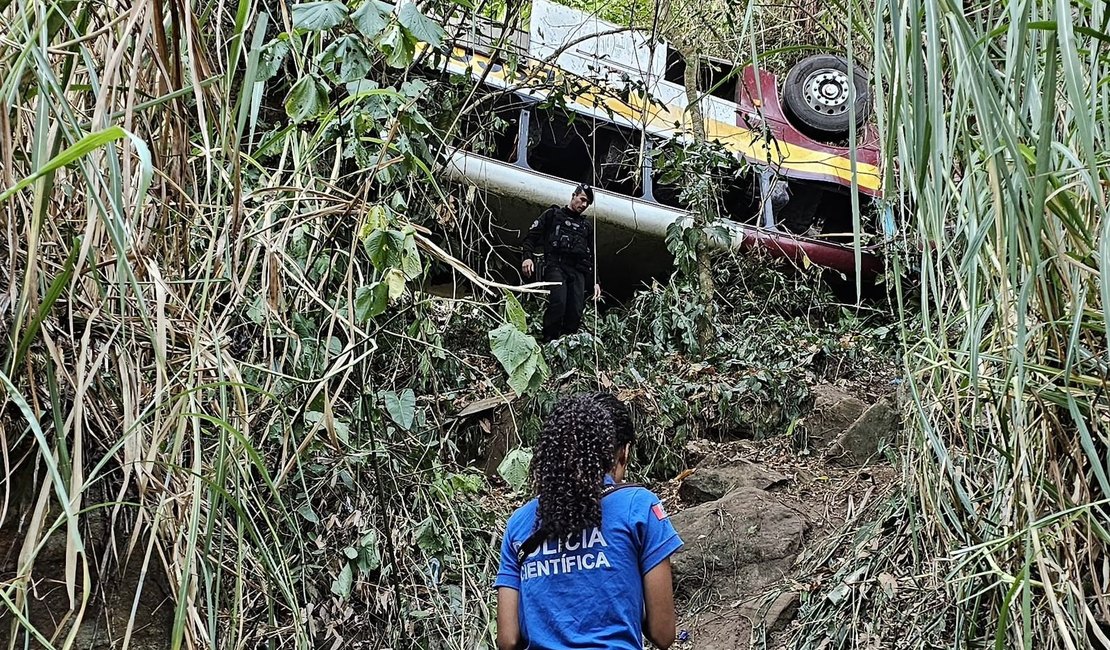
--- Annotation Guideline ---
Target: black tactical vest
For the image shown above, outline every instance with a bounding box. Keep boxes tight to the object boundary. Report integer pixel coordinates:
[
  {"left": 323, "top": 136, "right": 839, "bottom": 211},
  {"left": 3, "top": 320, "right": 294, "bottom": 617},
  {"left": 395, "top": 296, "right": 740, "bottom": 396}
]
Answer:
[{"left": 547, "top": 207, "right": 590, "bottom": 258}]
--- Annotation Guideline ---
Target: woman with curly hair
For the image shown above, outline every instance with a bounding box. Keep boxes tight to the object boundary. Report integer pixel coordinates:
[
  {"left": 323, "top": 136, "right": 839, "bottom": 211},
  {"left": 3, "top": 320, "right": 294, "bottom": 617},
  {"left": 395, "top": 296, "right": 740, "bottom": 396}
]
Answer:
[{"left": 494, "top": 392, "right": 683, "bottom": 649}]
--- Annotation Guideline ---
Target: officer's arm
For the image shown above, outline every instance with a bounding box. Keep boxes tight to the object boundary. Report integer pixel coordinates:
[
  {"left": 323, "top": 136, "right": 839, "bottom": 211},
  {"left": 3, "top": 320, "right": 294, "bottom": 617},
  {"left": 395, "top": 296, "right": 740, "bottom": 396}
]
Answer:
[
  {"left": 642, "top": 559, "right": 677, "bottom": 648},
  {"left": 521, "top": 210, "right": 549, "bottom": 262},
  {"left": 496, "top": 587, "right": 523, "bottom": 650}
]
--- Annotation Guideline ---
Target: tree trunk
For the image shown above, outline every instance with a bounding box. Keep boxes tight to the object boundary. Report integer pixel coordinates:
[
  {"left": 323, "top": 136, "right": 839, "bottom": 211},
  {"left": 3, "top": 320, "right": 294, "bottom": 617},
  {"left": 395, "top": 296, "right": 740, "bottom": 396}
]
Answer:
[{"left": 681, "top": 51, "right": 717, "bottom": 351}]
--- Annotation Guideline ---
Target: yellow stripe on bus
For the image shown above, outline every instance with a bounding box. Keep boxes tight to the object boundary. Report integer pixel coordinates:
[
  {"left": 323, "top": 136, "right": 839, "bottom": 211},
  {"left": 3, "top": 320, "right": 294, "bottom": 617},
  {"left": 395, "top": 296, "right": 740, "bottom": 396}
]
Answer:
[{"left": 428, "top": 46, "right": 881, "bottom": 193}]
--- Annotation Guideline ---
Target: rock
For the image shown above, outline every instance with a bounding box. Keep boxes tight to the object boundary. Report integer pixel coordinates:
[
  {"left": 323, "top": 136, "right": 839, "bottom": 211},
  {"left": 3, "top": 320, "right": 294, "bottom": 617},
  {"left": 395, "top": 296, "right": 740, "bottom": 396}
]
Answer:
[
  {"left": 804, "top": 384, "right": 867, "bottom": 449},
  {"left": 762, "top": 590, "right": 800, "bottom": 631},
  {"left": 670, "top": 488, "right": 809, "bottom": 599},
  {"left": 678, "top": 464, "right": 788, "bottom": 505},
  {"left": 826, "top": 398, "right": 900, "bottom": 466},
  {"left": 676, "top": 592, "right": 799, "bottom": 650}
]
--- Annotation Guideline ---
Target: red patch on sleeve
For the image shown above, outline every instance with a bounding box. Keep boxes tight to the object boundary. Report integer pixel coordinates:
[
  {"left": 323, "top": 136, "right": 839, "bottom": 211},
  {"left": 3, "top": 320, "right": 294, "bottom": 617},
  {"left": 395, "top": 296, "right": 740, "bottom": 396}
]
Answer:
[{"left": 652, "top": 503, "right": 668, "bottom": 520}]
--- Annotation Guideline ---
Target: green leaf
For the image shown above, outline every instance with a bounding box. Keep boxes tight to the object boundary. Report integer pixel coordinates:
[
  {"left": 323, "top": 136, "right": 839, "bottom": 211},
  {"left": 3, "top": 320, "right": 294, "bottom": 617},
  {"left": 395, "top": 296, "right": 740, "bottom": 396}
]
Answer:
[
  {"left": 363, "top": 228, "right": 406, "bottom": 270},
  {"left": 285, "top": 74, "right": 330, "bottom": 123},
  {"left": 359, "top": 204, "right": 389, "bottom": 236},
  {"left": 297, "top": 504, "right": 320, "bottom": 524},
  {"left": 385, "top": 268, "right": 406, "bottom": 300},
  {"left": 257, "top": 38, "right": 290, "bottom": 81},
  {"left": 292, "top": 1, "right": 348, "bottom": 31},
  {"left": 331, "top": 563, "right": 353, "bottom": 599},
  {"left": 343, "top": 546, "right": 359, "bottom": 560},
  {"left": 346, "top": 78, "right": 382, "bottom": 99},
  {"left": 382, "top": 388, "right": 416, "bottom": 430},
  {"left": 358, "top": 530, "right": 381, "bottom": 572},
  {"left": 526, "top": 353, "right": 550, "bottom": 394},
  {"left": 508, "top": 352, "right": 542, "bottom": 395},
  {"left": 415, "top": 517, "right": 446, "bottom": 554},
  {"left": 0, "top": 126, "right": 135, "bottom": 203},
  {"left": 400, "top": 78, "right": 429, "bottom": 99},
  {"left": 489, "top": 324, "right": 534, "bottom": 373},
  {"left": 353, "top": 282, "right": 389, "bottom": 321},
  {"left": 505, "top": 292, "right": 528, "bottom": 332},
  {"left": 400, "top": 233, "right": 422, "bottom": 279},
  {"left": 319, "top": 34, "right": 373, "bottom": 83},
  {"left": 352, "top": 0, "right": 393, "bottom": 39},
  {"left": 397, "top": 1, "right": 445, "bottom": 47},
  {"left": 379, "top": 24, "right": 415, "bottom": 69},
  {"left": 489, "top": 324, "right": 547, "bottom": 395},
  {"left": 497, "top": 447, "right": 533, "bottom": 493}
]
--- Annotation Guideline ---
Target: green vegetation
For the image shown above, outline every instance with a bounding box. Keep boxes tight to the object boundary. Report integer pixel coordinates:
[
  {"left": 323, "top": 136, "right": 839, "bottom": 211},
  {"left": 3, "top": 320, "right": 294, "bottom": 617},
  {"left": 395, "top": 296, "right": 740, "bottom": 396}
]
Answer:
[
  {"left": 1, "top": 0, "right": 1107, "bottom": 649},
  {"left": 786, "top": 1, "right": 1110, "bottom": 648},
  {"left": 886, "top": 0, "right": 1108, "bottom": 646}
]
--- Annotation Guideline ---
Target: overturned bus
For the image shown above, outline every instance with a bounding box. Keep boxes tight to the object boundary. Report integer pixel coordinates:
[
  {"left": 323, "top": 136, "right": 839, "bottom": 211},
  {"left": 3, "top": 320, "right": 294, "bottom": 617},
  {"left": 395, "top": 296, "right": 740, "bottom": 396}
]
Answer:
[{"left": 428, "top": 0, "right": 889, "bottom": 287}]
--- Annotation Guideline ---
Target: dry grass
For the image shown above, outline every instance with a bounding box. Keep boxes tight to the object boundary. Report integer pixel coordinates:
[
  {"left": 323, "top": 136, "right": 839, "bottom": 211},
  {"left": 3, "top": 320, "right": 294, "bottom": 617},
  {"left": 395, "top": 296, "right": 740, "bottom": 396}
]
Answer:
[
  {"left": 3, "top": 1, "right": 1108, "bottom": 649},
  {"left": 0, "top": 1, "right": 508, "bottom": 647}
]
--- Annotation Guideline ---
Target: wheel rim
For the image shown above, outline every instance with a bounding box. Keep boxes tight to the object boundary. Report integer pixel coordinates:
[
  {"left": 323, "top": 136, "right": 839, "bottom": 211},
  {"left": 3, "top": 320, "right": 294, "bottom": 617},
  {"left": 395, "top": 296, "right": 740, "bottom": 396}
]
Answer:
[{"left": 802, "top": 68, "right": 852, "bottom": 116}]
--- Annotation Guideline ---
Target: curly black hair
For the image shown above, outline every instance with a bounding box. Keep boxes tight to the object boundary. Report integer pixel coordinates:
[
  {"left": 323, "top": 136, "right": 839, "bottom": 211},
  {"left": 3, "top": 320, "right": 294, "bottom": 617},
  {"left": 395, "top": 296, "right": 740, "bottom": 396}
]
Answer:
[
  {"left": 530, "top": 392, "right": 634, "bottom": 541},
  {"left": 591, "top": 391, "right": 635, "bottom": 448}
]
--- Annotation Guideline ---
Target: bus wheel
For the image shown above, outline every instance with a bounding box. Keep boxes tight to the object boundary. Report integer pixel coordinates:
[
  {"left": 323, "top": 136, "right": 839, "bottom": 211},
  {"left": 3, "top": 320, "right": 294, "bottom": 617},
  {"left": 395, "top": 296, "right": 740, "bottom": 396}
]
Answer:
[{"left": 782, "top": 55, "right": 870, "bottom": 141}]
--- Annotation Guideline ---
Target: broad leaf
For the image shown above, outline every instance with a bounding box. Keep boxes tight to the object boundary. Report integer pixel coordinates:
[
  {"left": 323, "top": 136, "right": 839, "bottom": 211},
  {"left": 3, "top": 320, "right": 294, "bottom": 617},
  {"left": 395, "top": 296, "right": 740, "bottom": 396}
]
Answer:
[
  {"left": 382, "top": 388, "right": 416, "bottom": 430},
  {"left": 508, "top": 352, "right": 539, "bottom": 395},
  {"left": 415, "top": 517, "right": 446, "bottom": 555},
  {"left": 257, "top": 38, "right": 290, "bottom": 81},
  {"left": 385, "top": 268, "right": 406, "bottom": 300},
  {"left": 352, "top": 0, "right": 393, "bottom": 39},
  {"left": 297, "top": 504, "right": 320, "bottom": 524},
  {"left": 359, "top": 203, "right": 389, "bottom": 236},
  {"left": 379, "top": 24, "right": 415, "bottom": 69},
  {"left": 397, "top": 1, "right": 445, "bottom": 47},
  {"left": 353, "top": 282, "right": 389, "bottom": 321},
  {"left": 346, "top": 78, "right": 382, "bottom": 99},
  {"left": 505, "top": 292, "right": 528, "bottom": 332},
  {"left": 489, "top": 324, "right": 533, "bottom": 373},
  {"left": 400, "top": 78, "right": 429, "bottom": 99},
  {"left": 358, "top": 530, "right": 381, "bottom": 572},
  {"left": 489, "top": 324, "right": 547, "bottom": 395},
  {"left": 292, "top": 1, "right": 348, "bottom": 31},
  {"left": 285, "top": 74, "right": 330, "bottom": 123},
  {"left": 400, "top": 233, "right": 422, "bottom": 279},
  {"left": 319, "top": 35, "right": 373, "bottom": 83},
  {"left": 527, "top": 353, "right": 550, "bottom": 394},
  {"left": 331, "top": 563, "right": 353, "bottom": 599},
  {"left": 363, "top": 228, "right": 406, "bottom": 270},
  {"left": 497, "top": 447, "right": 533, "bottom": 493}
]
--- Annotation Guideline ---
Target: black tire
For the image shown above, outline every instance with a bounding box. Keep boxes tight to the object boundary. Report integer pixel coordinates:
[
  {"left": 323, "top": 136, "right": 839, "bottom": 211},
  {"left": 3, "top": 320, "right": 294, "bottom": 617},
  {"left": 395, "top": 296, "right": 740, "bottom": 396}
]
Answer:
[{"left": 782, "top": 55, "right": 871, "bottom": 141}]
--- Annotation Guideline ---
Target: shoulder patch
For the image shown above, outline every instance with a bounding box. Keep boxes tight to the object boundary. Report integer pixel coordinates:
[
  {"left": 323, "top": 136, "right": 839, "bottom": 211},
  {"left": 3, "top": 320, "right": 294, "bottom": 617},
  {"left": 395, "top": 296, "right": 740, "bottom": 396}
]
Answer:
[{"left": 652, "top": 503, "right": 668, "bottom": 521}]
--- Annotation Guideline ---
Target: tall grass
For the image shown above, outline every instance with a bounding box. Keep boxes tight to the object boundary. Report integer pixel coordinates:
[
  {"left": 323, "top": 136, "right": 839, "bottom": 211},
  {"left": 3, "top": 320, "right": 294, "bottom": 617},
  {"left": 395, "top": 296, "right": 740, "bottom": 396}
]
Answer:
[
  {"left": 0, "top": 1, "right": 313, "bottom": 647},
  {"left": 873, "top": 0, "right": 1110, "bottom": 647},
  {"left": 0, "top": 1, "right": 505, "bottom": 648},
  {"left": 6, "top": 0, "right": 1108, "bottom": 648}
]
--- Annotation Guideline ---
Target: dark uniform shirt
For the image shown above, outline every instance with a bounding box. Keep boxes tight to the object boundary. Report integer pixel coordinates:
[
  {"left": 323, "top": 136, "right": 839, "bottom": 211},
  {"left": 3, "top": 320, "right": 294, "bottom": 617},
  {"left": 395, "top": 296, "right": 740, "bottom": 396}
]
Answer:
[{"left": 522, "top": 206, "right": 595, "bottom": 277}]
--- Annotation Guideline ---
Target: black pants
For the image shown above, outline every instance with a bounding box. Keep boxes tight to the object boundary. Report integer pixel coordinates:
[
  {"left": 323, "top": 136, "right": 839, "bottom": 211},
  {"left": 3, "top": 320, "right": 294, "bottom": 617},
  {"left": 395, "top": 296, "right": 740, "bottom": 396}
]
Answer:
[{"left": 542, "top": 262, "right": 586, "bottom": 342}]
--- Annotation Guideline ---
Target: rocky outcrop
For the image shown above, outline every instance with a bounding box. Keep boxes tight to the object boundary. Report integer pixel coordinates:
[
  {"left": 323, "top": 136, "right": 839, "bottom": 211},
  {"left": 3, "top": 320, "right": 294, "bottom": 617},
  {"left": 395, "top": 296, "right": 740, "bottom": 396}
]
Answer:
[
  {"left": 804, "top": 384, "right": 867, "bottom": 449},
  {"left": 826, "top": 397, "right": 900, "bottom": 466},
  {"left": 670, "top": 481, "right": 810, "bottom": 650},
  {"left": 671, "top": 488, "right": 809, "bottom": 598},
  {"left": 677, "top": 464, "right": 788, "bottom": 505},
  {"left": 799, "top": 384, "right": 902, "bottom": 466},
  {"left": 669, "top": 383, "right": 901, "bottom": 649}
]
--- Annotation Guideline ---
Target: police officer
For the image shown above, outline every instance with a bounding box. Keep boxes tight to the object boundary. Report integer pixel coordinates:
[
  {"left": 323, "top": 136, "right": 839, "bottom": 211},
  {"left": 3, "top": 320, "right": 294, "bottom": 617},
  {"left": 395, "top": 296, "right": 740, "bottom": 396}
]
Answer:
[{"left": 521, "top": 184, "right": 602, "bottom": 342}]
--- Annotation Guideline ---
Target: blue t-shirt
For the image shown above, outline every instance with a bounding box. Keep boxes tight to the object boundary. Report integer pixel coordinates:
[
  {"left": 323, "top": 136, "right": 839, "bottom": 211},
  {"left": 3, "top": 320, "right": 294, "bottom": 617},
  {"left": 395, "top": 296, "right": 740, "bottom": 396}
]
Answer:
[{"left": 494, "top": 478, "right": 684, "bottom": 649}]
